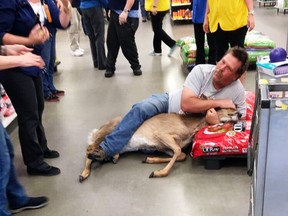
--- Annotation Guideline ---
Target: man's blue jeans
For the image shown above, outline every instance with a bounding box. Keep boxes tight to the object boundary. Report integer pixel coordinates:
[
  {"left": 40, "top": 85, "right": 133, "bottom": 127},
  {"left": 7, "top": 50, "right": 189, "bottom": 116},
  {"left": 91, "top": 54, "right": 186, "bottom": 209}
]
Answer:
[
  {"left": 100, "top": 93, "right": 169, "bottom": 156},
  {"left": 0, "top": 123, "right": 28, "bottom": 216}
]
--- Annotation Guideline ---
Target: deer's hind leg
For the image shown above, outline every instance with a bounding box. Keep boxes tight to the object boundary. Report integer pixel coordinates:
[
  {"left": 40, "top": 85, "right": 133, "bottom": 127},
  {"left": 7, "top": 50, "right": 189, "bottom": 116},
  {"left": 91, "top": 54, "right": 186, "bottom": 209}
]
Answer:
[
  {"left": 149, "top": 134, "right": 183, "bottom": 178},
  {"left": 143, "top": 152, "right": 186, "bottom": 164},
  {"left": 79, "top": 116, "right": 122, "bottom": 183}
]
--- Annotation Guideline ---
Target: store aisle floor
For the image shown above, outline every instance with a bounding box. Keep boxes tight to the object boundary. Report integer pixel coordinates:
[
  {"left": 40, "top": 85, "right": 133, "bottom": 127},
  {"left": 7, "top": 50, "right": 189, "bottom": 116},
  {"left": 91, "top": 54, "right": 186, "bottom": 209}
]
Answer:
[{"left": 10, "top": 4, "right": 287, "bottom": 216}]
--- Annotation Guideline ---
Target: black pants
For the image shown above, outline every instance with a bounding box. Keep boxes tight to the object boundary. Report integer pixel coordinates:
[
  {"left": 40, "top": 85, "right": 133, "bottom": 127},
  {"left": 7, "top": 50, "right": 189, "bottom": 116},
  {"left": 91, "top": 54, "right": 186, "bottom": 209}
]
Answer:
[
  {"left": 81, "top": 7, "right": 106, "bottom": 69},
  {"left": 151, "top": 11, "right": 175, "bottom": 53},
  {"left": 106, "top": 11, "right": 141, "bottom": 72},
  {"left": 212, "top": 24, "right": 248, "bottom": 62},
  {"left": 194, "top": 23, "right": 216, "bottom": 65},
  {"left": 0, "top": 70, "right": 48, "bottom": 168}
]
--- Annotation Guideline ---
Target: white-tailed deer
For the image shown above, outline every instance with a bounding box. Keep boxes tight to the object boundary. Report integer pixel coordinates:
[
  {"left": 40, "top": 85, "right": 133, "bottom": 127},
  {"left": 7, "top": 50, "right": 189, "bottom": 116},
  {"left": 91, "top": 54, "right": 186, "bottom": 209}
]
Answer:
[{"left": 79, "top": 109, "right": 239, "bottom": 182}]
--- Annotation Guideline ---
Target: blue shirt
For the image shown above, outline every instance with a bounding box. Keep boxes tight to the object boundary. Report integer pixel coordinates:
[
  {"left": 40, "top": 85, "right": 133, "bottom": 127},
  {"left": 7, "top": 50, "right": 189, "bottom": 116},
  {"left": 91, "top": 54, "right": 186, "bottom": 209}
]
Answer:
[
  {"left": 192, "top": 0, "right": 207, "bottom": 24},
  {"left": 0, "top": 0, "right": 66, "bottom": 76},
  {"left": 80, "top": 0, "right": 108, "bottom": 9}
]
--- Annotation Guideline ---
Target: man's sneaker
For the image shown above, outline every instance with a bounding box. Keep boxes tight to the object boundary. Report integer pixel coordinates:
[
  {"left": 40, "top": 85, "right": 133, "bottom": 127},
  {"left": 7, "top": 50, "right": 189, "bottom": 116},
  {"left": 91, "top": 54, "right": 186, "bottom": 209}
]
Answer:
[
  {"left": 149, "top": 51, "right": 162, "bottom": 56},
  {"left": 105, "top": 70, "right": 115, "bottom": 78},
  {"left": 133, "top": 69, "right": 142, "bottom": 76},
  {"left": 71, "top": 49, "right": 84, "bottom": 57},
  {"left": 88, "top": 146, "right": 107, "bottom": 161},
  {"left": 78, "top": 48, "right": 84, "bottom": 53},
  {"left": 27, "top": 165, "right": 61, "bottom": 176},
  {"left": 168, "top": 44, "right": 178, "bottom": 57},
  {"left": 142, "top": 17, "right": 147, "bottom": 22},
  {"left": 44, "top": 94, "right": 59, "bottom": 102},
  {"left": 44, "top": 149, "right": 60, "bottom": 159},
  {"left": 10, "top": 196, "right": 48, "bottom": 214}
]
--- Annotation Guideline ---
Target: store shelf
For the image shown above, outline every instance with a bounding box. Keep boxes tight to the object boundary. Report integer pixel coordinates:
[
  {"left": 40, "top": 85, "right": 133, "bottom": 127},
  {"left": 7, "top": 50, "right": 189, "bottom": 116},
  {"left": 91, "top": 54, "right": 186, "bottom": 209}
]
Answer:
[
  {"left": 170, "top": 0, "right": 192, "bottom": 23},
  {"left": 2, "top": 112, "right": 17, "bottom": 128},
  {"left": 257, "top": 0, "right": 277, "bottom": 7}
]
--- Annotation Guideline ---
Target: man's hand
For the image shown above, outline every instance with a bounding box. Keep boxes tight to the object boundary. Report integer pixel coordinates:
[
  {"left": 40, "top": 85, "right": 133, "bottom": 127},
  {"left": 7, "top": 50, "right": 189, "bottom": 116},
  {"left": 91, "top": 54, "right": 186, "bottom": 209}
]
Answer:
[
  {"left": 19, "top": 52, "right": 45, "bottom": 68},
  {"left": 205, "top": 108, "right": 220, "bottom": 125},
  {"left": 119, "top": 12, "right": 128, "bottom": 25},
  {"left": 28, "top": 25, "right": 50, "bottom": 45},
  {"left": 5, "top": 45, "right": 33, "bottom": 56}
]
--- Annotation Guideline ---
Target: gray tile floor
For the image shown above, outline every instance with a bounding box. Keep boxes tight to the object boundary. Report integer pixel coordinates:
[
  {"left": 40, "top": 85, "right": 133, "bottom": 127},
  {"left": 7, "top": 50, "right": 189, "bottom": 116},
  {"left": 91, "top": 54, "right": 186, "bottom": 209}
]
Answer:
[{"left": 10, "top": 4, "right": 287, "bottom": 216}]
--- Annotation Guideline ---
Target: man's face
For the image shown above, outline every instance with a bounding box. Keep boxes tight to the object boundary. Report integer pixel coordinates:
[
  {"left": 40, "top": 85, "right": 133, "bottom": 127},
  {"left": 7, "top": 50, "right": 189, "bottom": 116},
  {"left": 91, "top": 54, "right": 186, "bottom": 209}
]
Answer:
[{"left": 213, "top": 53, "right": 242, "bottom": 89}]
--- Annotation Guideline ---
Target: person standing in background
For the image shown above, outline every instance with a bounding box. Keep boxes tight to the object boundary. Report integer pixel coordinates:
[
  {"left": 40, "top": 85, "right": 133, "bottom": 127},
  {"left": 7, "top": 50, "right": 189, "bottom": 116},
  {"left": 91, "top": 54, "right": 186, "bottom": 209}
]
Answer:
[
  {"left": 139, "top": 0, "right": 148, "bottom": 22},
  {"left": 104, "top": 0, "right": 142, "bottom": 78},
  {"left": 184, "top": 0, "right": 216, "bottom": 65},
  {"left": 80, "top": 0, "right": 108, "bottom": 70},
  {"left": 68, "top": 0, "right": 85, "bottom": 57},
  {"left": 0, "top": 0, "right": 71, "bottom": 176},
  {"left": 0, "top": 44, "right": 49, "bottom": 216},
  {"left": 203, "top": 0, "right": 255, "bottom": 62},
  {"left": 145, "top": 0, "right": 177, "bottom": 57}
]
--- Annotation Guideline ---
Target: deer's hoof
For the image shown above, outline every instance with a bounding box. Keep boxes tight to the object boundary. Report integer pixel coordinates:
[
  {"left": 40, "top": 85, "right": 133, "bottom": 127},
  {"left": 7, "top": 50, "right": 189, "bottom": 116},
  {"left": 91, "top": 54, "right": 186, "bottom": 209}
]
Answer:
[
  {"left": 79, "top": 175, "right": 86, "bottom": 183},
  {"left": 112, "top": 158, "right": 118, "bottom": 164},
  {"left": 149, "top": 172, "right": 155, "bottom": 178}
]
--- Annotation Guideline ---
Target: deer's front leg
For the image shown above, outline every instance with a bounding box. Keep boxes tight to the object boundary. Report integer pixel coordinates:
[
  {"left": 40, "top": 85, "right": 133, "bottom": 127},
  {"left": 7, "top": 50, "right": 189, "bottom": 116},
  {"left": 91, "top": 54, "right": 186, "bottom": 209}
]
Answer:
[
  {"left": 149, "top": 134, "right": 182, "bottom": 178},
  {"left": 79, "top": 157, "right": 93, "bottom": 183},
  {"left": 144, "top": 152, "right": 186, "bottom": 164}
]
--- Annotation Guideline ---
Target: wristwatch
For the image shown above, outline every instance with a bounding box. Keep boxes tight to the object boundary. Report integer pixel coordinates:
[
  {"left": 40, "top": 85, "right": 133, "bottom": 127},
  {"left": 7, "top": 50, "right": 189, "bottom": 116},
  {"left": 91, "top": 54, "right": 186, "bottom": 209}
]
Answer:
[
  {"left": 123, "top": 8, "right": 130, "bottom": 13},
  {"left": 248, "top": 10, "right": 255, "bottom": 15}
]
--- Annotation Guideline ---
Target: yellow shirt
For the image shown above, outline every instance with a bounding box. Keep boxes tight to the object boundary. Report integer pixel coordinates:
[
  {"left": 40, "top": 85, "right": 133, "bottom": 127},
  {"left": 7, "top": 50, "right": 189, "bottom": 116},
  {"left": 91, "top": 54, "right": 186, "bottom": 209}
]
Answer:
[
  {"left": 145, "top": 0, "right": 170, "bottom": 12},
  {"left": 208, "top": 0, "right": 248, "bottom": 33}
]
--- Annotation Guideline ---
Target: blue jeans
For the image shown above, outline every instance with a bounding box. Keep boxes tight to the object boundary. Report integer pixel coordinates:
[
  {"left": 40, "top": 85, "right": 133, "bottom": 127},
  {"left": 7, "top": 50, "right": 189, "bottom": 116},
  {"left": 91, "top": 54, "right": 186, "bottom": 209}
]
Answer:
[
  {"left": 0, "top": 123, "right": 28, "bottom": 216},
  {"left": 41, "top": 31, "right": 57, "bottom": 97},
  {"left": 100, "top": 93, "right": 169, "bottom": 156},
  {"left": 139, "top": 0, "right": 147, "bottom": 18}
]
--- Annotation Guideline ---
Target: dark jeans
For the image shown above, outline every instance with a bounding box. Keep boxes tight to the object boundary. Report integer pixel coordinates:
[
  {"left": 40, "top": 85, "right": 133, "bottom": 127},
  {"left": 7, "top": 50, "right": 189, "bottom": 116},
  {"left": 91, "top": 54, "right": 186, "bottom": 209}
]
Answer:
[
  {"left": 194, "top": 23, "right": 216, "bottom": 65},
  {"left": 0, "top": 70, "right": 48, "bottom": 168},
  {"left": 151, "top": 11, "right": 176, "bottom": 53},
  {"left": 82, "top": 7, "right": 106, "bottom": 69},
  {"left": 212, "top": 24, "right": 248, "bottom": 62},
  {"left": 106, "top": 11, "right": 141, "bottom": 72}
]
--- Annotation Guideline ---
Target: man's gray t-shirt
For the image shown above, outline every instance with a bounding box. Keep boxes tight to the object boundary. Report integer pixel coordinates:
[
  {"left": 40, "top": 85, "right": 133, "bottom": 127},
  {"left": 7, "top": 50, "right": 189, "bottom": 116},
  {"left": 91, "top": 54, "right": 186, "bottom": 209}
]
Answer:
[{"left": 168, "top": 64, "right": 246, "bottom": 117}]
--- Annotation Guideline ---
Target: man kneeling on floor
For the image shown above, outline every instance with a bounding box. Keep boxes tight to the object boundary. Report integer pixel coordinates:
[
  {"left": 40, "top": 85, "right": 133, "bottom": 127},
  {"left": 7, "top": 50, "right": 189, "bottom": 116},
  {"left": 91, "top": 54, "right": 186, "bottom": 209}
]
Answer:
[{"left": 88, "top": 46, "right": 249, "bottom": 161}]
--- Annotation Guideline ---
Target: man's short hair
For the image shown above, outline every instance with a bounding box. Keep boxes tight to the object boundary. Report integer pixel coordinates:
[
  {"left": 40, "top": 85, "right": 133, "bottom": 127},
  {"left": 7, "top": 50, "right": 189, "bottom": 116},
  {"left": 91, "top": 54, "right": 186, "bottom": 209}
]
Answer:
[{"left": 225, "top": 46, "right": 249, "bottom": 77}]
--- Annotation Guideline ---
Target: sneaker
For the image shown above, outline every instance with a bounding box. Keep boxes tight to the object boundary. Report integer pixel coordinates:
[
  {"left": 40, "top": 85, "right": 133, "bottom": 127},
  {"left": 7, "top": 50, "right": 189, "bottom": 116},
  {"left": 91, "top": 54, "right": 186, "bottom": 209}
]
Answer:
[
  {"left": 88, "top": 146, "right": 107, "bottom": 161},
  {"left": 44, "top": 149, "right": 60, "bottom": 159},
  {"left": 53, "top": 90, "right": 65, "bottom": 97},
  {"left": 133, "top": 69, "right": 142, "bottom": 76},
  {"left": 149, "top": 51, "right": 162, "bottom": 56},
  {"left": 168, "top": 44, "right": 178, "bottom": 57},
  {"left": 142, "top": 17, "right": 147, "bottom": 22},
  {"left": 44, "top": 94, "right": 59, "bottom": 102},
  {"left": 78, "top": 48, "right": 84, "bottom": 53},
  {"left": 105, "top": 70, "right": 115, "bottom": 78},
  {"left": 71, "top": 49, "right": 84, "bottom": 57},
  {"left": 10, "top": 197, "right": 48, "bottom": 214},
  {"left": 27, "top": 165, "right": 61, "bottom": 176}
]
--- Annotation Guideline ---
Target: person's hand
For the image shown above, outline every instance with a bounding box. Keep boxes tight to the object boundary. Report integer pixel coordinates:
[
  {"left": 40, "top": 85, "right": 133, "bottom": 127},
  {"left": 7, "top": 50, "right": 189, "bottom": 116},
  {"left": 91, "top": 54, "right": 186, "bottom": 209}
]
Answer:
[
  {"left": 247, "top": 15, "right": 255, "bottom": 31},
  {"left": 119, "top": 11, "right": 128, "bottom": 25},
  {"left": 28, "top": 24, "right": 50, "bottom": 46},
  {"left": 19, "top": 52, "right": 45, "bottom": 68},
  {"left": 205, "top": 108, "right": 220, "bottom": 125},
  {"left": 5, "top": 45, "right": 33, "bottom": 56},
  {"left": 203, "top": 17, "right": 210, "bottom": 33}
]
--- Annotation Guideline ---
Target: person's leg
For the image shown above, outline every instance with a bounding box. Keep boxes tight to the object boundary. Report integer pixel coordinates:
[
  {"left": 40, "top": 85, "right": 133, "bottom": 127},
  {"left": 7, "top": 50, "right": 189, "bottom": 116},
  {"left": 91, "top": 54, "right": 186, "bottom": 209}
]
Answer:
[
  {"left": 194, "top": 23, "right": 206, "bottom": 64},
  {"left": 151, "top": 13, "right": 163, "bottom": 53},
  {"left": 139, "top": 0, "right": 147, "bottom": 20},
  {"left": 156, "top": 11, "right": 176, "bottom": 48},
  {"left": 117, "top": 17, "right": 141, "bottom": 71},
  {"left": 91, "top": 7, "right": 106, "bottom": 69},
  {"left": 67, "top": 8, "right": 81, "bottom": 52},
  {"left": 100, "top": 93, "right": 169, "bottom": 157},
  {"left": 41, "top": 38, "right": 53, "bottom": 97},
  {"left": 82, "top": 8, "right": 98, "bottom": 68},
  {"left": 213, "top": 24, "right": 229, "bottom": 62},
  {"left": 228, "top": 25, "right": 248, "bottom": 48},
  {"left": 47, "top": 32, "right": 58, "bottom": 93},
  {"left": 106, "top": 11, "right": 121, "bottom": 73},
  {"left": 0, "top": 123, "right": 28, "bottom": 216},
  {"left": 206, "top": 32, "right": 216, "bottom": 64}
]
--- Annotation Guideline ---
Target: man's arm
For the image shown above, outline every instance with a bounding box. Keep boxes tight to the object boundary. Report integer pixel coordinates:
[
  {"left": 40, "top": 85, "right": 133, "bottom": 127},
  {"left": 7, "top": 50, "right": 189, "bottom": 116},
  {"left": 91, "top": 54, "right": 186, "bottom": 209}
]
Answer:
[{"left": 180, "top": 86, "right": 236, "bottom": 113}]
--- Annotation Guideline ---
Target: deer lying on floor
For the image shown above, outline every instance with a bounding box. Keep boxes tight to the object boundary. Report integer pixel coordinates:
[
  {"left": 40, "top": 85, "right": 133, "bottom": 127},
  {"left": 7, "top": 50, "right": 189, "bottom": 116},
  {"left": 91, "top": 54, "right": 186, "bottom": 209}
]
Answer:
[{"left": 79, "top": 109, "right": 239, "bottom": 182}]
